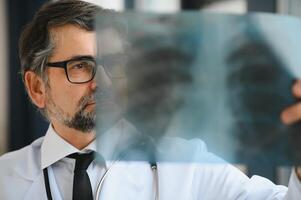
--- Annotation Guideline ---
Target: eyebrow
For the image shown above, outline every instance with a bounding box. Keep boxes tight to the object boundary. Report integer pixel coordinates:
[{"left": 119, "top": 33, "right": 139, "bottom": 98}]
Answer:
[{"left": 68, "top": 55, "right": 95, "bottom": 60}]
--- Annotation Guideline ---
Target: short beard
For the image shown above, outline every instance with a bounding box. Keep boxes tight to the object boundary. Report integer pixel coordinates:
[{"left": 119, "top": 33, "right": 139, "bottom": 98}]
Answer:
[
  {"left": 64, "top": 105, "right": 96, "bottom": 133},
  {"left": 45, "top": 91, "right": 96, "bottom": 133}
]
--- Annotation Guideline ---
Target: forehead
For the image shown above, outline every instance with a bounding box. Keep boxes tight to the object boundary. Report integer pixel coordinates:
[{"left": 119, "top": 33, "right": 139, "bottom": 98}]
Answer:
[
  {"left": 49, "top": 24, "right": 96, "bottom": 61},
  {"left": 97, "top": 27, "right": 125, "bottom": 55}
]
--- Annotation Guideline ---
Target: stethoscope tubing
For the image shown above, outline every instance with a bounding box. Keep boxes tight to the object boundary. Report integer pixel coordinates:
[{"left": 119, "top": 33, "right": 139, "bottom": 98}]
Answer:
[
  {"left": 95, "top": 161, "right": 112, "bottom": 200},
  {"left": 43, "top": 162, "right": 159, "bottom": 200},
  {"left": 152, "top": 164, "right": 159, "bottom": 200}
]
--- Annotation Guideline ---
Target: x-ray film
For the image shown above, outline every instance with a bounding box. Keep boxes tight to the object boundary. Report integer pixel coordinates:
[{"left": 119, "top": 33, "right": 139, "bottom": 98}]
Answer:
[{"left": 95, "top": 12, "right": 301, "bottom": 168}]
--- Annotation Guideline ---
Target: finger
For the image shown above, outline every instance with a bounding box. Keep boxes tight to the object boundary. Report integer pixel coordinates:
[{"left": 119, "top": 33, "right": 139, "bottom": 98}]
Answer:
[
  {"left": 292, "top": 80, "right": 301, "bottom": 98},
  {"left": 281, "top": 102, "right": 301, "bottom": 125}
]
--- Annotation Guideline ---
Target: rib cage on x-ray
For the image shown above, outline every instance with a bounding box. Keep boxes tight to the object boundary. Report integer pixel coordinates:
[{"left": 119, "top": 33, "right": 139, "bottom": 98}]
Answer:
[{"left": 95, "top": 12, "right": 301, "bottom": 179}]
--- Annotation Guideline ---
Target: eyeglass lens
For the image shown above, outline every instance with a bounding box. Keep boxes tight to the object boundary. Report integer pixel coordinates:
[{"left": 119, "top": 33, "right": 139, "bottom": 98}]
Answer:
[{"left": 67, "top": 59, "right": 95, "bottom": 83}]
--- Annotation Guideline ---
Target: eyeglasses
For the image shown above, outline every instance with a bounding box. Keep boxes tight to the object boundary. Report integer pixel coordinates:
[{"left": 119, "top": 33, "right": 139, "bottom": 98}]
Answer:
[{"left": 46, "top": 55, "right": 126, "bottom": 84}]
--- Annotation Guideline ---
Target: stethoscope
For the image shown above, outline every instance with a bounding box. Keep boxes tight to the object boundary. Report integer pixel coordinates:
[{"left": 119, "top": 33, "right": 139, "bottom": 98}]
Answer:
[
  {"left": 43, "top": 138, "right": 160, "bottom": 200},
  {"left": 43, "top": 160, "right": 159, "bottom": 200},
  {"left": 95, "top": 160, "right": 159, "bottom": 200}
]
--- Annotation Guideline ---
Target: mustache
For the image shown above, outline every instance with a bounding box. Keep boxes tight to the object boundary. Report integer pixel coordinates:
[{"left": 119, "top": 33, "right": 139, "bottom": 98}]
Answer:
[
  {"left": 77, "top": 94, "right": 96, "bottom": 111},
  {"left": 77, "top": 88, "right": 116, "bottom": 112}
]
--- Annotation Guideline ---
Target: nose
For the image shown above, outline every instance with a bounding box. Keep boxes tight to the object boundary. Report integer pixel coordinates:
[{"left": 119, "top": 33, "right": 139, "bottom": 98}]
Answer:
[
  {"left": 90, "top": 65, "right": 112, "bottom": 91},
  {"left": 90, "top": 77, "right": 97, "bottom": 91}
]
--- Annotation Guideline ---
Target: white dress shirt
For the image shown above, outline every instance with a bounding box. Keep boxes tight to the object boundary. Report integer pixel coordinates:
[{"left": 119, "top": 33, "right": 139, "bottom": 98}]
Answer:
[
  {"left": 1, "top": 122, "right": 301, "bottom": 199},
  {"left": 41, "top": 125, "right": 106, "bottom": 200}
]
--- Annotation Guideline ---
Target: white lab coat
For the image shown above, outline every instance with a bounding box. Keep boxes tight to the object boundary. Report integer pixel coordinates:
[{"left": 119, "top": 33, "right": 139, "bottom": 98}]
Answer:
[{"left": 0, "top": 135, "right": 300, "bottom": 200}]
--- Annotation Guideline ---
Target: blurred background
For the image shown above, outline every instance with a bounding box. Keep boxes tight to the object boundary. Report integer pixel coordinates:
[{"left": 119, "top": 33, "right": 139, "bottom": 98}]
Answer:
[{"left": 1, "top": 0, "right": 301, "bottom": 184}]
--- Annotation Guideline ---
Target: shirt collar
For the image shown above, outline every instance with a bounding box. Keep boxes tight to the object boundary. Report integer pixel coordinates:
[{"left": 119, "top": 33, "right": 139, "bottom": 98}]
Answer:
[{"left": 41, "top": 125, "right": 96, "bottom": 169}]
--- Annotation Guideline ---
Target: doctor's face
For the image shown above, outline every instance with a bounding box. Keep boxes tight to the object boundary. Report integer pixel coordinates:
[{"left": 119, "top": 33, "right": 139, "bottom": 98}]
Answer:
[
  {"left": 44, "top": 25, "right": 126, "bottom": 133},
  {"left": 45, "top": 25, "right": 101, "bottom": 133}
]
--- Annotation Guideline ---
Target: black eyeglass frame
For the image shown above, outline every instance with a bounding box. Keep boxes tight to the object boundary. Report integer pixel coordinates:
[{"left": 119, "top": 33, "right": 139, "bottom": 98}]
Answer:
[{"left": 46, "top": 56, "right": 97, "bottom": 84}]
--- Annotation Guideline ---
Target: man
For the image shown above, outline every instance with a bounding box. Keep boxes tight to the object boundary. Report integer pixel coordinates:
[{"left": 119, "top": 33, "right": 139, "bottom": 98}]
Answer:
[{"left": 0, "top": 0, "right": 301, "bottom": 199}]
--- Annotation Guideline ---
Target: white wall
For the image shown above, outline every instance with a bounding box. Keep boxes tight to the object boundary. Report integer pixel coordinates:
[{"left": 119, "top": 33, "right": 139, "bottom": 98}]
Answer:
[
  {"left": 203, "top": 0, "right": 247, "bottom": 14},
  {"left": 277, "top": 0, "right": 301, "bottom": 16},
  {"left": 0, "top": 0, "right": 7, "bottom": 154},
  {"left": 83, "top": 0, "right": 181, "bottom": 12},
  {"left": 135, "top": 0, "right": 180, "bottom": 13},
  {"left": 83, "top": 0, "right": 124, "bottom": 10}
]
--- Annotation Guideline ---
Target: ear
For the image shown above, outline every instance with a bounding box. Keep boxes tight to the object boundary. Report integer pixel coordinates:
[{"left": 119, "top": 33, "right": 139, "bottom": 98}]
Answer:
[{"left": 24, "top": 71, "right": 47, "bottom": 108}]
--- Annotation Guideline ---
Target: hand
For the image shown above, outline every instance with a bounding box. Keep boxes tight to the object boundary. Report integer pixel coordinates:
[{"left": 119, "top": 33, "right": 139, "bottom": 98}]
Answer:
[
  {"left": 281, "top": 80, "right": 301, "bottom": 181},
  {"left": 295, "top": 167, "right": 301, "bottom": 182},
  {"left": 281, "top": 80, "right": 301, "bottom": 125}
]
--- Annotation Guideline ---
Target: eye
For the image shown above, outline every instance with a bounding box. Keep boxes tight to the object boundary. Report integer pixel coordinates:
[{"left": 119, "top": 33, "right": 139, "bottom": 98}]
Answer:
[
  {"left": 68, "top": 60, "right": 95, "bottom": 71},
  {"left": 71, "top": 61, "right": 88, "bottom": 69}
]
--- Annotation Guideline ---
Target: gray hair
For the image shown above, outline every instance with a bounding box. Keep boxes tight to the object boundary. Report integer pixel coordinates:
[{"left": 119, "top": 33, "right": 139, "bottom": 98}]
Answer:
[
  {"left": 19, "top": 0, "right": 105, "bottom": 82},
  {"left": 18, "top": 0, "right": 107, "bottom": 118}
]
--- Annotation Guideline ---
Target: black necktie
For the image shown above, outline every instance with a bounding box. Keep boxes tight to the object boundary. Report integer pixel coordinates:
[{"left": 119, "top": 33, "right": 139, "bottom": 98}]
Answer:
[{"left": 68, "top": 152, "right": 95, "bottom": 200}]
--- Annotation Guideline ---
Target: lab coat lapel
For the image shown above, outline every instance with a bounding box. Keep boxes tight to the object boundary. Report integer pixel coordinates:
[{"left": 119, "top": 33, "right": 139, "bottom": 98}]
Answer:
[
  {"left": 14, "top": 138, "right": 48, "bottom": 200},
  {"left": 24, "top": 173, "right": 48, "bottom": 200}
]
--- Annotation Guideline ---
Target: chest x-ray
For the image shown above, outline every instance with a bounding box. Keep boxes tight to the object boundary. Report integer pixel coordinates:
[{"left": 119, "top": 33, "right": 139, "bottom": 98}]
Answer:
[{"left": 95, "top": 11, "right": 301, "bottom": 169}]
